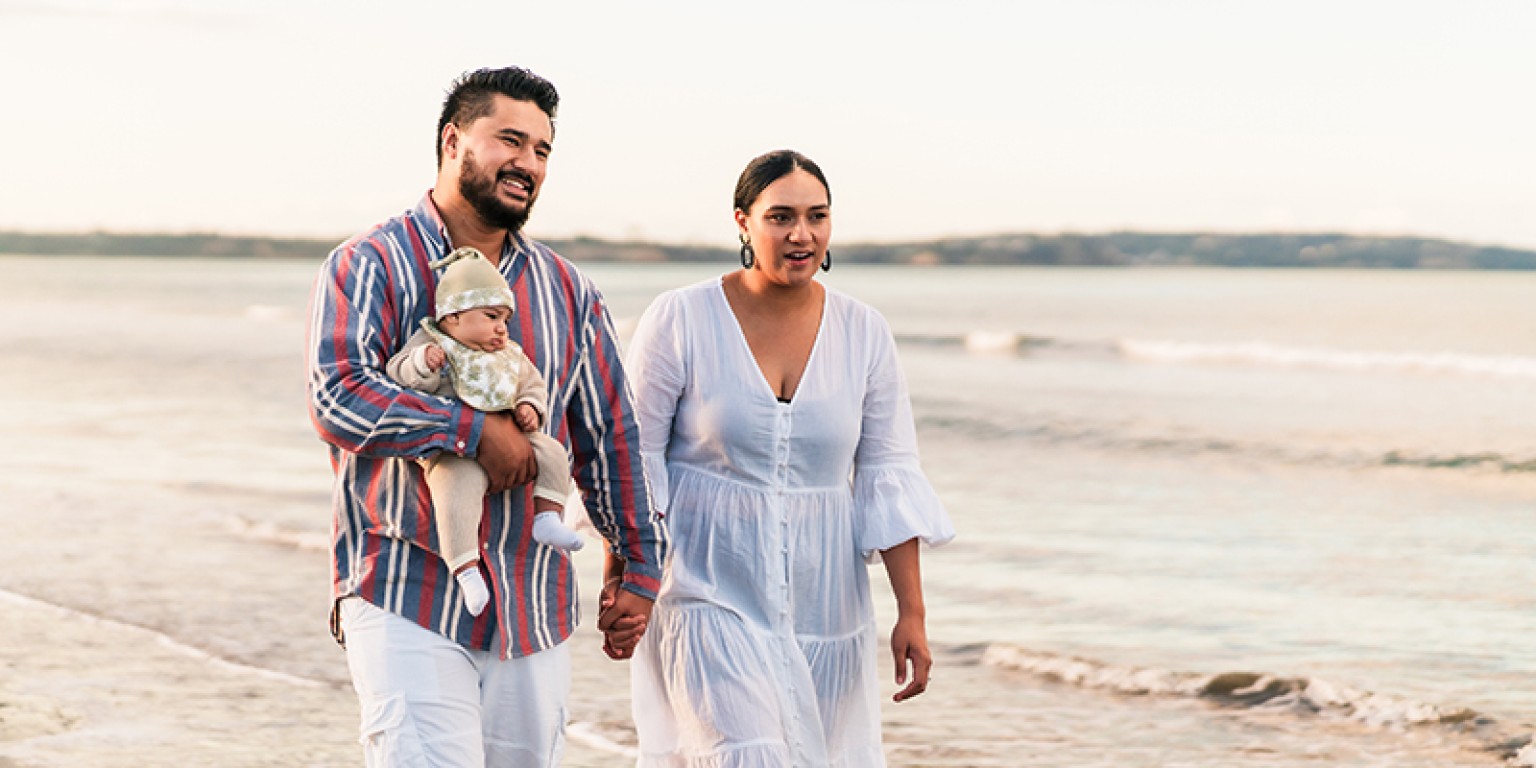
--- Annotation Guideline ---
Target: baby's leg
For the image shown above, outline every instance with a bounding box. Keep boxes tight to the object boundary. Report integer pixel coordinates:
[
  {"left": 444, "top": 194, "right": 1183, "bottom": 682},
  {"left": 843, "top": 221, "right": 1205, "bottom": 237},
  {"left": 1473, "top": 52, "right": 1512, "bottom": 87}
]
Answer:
[
  {"left": 527, "top": 433, "right": 583, "bottom": 552},
  {"left": 423, "top": 455, "right": 491, "bottom": 615}
]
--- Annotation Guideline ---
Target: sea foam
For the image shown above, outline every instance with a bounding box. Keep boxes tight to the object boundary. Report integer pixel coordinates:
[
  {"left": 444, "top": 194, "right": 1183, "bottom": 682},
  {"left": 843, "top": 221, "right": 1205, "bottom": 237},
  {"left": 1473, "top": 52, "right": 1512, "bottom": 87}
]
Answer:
[{"left": 1119, "top": 339, "right": 1536, "bottom": 380}]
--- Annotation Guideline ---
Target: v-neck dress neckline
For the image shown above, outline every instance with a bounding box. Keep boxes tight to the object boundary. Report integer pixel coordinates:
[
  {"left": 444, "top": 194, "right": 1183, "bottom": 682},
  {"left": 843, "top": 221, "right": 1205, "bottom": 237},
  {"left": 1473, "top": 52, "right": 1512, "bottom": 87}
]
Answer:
[{"left": 714, "top": 276, "right": 827, "bottom": 407}]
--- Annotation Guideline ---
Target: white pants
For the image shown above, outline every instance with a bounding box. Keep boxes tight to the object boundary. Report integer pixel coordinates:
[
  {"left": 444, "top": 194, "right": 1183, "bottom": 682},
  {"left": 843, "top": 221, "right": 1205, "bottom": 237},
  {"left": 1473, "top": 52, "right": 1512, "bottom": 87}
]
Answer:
[{"left": 339, "top": 598, "right": 570, "bottom": 767}]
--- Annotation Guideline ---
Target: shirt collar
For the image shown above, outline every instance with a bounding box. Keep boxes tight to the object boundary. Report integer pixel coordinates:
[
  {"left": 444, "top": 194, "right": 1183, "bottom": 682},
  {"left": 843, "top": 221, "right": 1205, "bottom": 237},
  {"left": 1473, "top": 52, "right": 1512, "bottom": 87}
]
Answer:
[{"left": 416, "top": 190, "right": 532, "bottom": 274}]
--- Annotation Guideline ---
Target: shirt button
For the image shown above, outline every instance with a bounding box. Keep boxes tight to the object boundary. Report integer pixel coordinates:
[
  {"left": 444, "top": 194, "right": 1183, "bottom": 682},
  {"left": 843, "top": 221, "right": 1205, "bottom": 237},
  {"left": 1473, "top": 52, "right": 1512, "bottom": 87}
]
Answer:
[{"left": 482, "top": 543, "right": 490, "bottom": 550}]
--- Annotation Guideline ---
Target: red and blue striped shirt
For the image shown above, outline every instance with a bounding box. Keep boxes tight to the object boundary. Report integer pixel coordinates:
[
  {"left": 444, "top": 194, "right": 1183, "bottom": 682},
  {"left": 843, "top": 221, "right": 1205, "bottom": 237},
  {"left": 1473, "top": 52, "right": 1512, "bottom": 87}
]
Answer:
[{"left": 306, "top": 192, "right": 665, "bottom": 658}]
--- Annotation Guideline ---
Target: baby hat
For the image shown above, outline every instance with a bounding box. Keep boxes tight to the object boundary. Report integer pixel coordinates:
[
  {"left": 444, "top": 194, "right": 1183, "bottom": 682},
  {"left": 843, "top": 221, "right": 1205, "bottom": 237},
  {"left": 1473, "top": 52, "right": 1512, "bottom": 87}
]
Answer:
[{"left": 431, "top": 246, "right": 516, "bottom": 320}]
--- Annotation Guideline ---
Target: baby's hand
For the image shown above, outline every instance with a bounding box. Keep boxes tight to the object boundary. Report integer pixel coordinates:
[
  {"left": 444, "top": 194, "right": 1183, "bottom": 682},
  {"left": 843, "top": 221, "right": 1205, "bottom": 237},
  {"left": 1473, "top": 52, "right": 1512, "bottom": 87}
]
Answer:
[
  {"left": 423, "top": 344, "right": 447, "bottom": 371},
  {"left": 514, "top": 403, "right": 540, "bottom": 432}
]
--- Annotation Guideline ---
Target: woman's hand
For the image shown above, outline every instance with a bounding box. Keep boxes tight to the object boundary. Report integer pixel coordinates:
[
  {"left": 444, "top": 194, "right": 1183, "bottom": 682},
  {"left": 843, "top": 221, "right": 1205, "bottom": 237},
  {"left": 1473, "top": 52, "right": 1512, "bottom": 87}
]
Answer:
[
  {"left": 890, "top": 613, "right": 932, "bottom": 702},
  {"left": 598, "top": 576, "right": 653, "bottom": 660},
  {"left": 881, "top": 538, "right": 931, "bottom": 702}
]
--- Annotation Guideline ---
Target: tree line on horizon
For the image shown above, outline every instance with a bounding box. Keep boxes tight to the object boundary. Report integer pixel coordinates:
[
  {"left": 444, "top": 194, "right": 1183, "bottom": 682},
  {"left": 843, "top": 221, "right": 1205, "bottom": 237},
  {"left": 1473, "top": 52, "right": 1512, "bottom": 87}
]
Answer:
[{"left": 1, "top": 230, "right": 1532, "bottom": 269}]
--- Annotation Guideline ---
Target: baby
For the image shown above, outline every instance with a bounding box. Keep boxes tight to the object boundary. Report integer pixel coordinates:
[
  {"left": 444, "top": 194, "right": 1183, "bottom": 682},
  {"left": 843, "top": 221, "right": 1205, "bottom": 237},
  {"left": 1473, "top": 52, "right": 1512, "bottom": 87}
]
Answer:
[{"left": 386, "top": 246, "right": 584, "bottom": 616}]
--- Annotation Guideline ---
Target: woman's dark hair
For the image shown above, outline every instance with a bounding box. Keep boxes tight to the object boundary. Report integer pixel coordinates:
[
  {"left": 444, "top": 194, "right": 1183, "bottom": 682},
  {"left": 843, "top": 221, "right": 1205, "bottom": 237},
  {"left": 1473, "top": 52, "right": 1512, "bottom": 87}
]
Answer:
[
  {"left": 437, "top": 67, "right": 560, "bottom": 166},
  {"left": 733, "top": 150, "right": 831, "bottom": 212}
]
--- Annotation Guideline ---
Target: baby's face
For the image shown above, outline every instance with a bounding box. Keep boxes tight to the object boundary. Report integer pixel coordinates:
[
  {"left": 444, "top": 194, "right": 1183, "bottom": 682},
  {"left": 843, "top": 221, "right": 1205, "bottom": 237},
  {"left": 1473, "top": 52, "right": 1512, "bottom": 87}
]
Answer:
[{"left": 440, "top": 305, "right": 513, "bottom": 352}]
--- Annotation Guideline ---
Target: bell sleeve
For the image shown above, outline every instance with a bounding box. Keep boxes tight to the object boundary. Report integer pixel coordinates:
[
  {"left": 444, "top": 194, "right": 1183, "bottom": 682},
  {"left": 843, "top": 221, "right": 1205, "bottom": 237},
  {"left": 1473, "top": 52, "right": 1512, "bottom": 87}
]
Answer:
[
  {"left": 624, "top": 289, "right": 688, "bottom": 519},
  {"left": 852, "top": 310, "right": 956, "bottom": 562}
]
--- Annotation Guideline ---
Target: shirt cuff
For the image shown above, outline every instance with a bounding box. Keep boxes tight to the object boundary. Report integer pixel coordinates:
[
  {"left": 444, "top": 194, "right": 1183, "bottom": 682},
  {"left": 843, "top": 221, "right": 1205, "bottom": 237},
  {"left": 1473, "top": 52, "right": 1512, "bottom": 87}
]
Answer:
[
  {"left": 619, "top": 560, "right": 663, "bottom": 602},
  {"left": 452, "top": 405, "right": 484, "bottom": 458}
]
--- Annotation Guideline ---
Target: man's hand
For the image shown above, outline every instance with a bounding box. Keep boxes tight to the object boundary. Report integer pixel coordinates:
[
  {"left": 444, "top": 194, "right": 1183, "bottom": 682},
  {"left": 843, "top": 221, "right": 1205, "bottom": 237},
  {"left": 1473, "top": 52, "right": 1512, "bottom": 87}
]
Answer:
[
  {"left": 513, "top": 402, "right": 540, "bottom": 433},
  {"left": 475, "top": 412, "right": 537, "bottom": 493},
  {"left": 597, "top": 579, "right": 654, "bottom": 660},
  {"left": 423, "top": 344, "right": 447, "bottom": 371}
]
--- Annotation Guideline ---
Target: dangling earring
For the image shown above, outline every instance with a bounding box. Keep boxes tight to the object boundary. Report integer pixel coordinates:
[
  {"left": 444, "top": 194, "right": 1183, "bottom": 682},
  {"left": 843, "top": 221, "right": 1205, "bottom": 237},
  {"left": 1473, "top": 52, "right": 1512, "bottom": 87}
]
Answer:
[
  {"left": 821, "top": 250, "right": 833, "bottom": 272},
  {"left": 739, "top": 238, "right": 755, "bottom": 269}
]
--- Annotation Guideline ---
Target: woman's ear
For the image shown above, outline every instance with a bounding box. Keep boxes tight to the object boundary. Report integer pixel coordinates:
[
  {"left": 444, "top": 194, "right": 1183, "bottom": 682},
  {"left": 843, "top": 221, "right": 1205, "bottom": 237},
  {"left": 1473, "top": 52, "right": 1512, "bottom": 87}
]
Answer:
[{"left": 733, "top": 208, "right": 750, "bottom": 239}]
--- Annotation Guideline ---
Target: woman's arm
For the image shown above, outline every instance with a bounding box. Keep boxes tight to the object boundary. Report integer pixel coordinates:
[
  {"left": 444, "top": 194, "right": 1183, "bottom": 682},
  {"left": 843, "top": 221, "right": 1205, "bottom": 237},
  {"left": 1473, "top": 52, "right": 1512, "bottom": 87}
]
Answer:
[{"left": 882, "top": 537, "right": 932, "bottom": 702}]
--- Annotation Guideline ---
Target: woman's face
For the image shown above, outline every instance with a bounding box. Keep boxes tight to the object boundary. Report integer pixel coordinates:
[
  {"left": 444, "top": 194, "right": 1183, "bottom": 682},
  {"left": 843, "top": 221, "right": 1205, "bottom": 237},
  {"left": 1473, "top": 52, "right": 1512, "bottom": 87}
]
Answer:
[{"left": 736, "top": 169, "right": 830, "bottom": 286}]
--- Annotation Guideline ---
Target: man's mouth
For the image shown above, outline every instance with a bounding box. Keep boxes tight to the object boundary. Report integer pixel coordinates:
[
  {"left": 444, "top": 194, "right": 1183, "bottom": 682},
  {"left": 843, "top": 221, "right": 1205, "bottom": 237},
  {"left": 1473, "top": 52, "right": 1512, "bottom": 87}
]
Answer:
[{"left": 498, "top": 171, "right": 533, "bottom": 199}]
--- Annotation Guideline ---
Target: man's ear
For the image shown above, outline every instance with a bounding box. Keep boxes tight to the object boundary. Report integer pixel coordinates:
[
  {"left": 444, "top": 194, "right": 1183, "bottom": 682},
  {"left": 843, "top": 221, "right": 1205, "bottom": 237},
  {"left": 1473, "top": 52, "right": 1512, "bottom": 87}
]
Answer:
[{"left": 440, "top": 123, "right": 460, "bottom": 161}]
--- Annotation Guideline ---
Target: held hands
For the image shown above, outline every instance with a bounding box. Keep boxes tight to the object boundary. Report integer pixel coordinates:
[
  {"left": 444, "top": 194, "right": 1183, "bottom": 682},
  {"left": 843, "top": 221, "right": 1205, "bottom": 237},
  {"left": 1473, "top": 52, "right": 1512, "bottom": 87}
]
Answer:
[
  {"left": 475, "top": 412, "right": 538, "bottom": 493},
  {"left": 890, "top": 613, "right": 932, "bottom": 702},
  {"left": 597, "top": 578, "right": 653, "bottom": 660},
  {"left": 513, "top": 402, "right": 540, "bottom": 432}
]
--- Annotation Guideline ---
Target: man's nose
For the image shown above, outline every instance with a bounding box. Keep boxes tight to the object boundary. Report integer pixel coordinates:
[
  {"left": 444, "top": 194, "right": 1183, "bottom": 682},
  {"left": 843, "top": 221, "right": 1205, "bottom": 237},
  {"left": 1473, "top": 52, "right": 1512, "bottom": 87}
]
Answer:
[{"left": 512, "top": 145, "right": 539, "bottom": 170}]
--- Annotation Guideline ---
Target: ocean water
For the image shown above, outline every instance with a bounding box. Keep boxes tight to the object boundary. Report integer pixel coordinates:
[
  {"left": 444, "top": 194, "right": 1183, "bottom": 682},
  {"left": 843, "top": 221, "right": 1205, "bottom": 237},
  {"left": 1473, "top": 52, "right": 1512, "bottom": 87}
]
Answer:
[{"left": 2, "top": 255, "right": 1533, "bottom": 766}]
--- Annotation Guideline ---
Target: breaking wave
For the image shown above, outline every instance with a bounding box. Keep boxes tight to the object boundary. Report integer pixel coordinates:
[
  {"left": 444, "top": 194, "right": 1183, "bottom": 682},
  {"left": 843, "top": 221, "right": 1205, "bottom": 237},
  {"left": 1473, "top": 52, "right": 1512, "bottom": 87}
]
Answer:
[
  {"left": 913, "top": 410, "right": 1536, "bottom": 475},
  {"left": 893, "top": 330, "right": 1536, "bottom": 382},
  {"left": 979, "top": 643, "right": 1536, "bottom": 762},
  {"left": 1119, "top": 339, "right": 1536, "bottom": 381}
]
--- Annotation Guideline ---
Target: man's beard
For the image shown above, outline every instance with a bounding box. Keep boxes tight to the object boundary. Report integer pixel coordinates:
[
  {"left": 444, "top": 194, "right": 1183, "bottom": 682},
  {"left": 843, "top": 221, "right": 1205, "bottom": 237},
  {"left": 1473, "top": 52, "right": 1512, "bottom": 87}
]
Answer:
[{"left": 459, "top": 148, "right": 535, "bottom": 233}]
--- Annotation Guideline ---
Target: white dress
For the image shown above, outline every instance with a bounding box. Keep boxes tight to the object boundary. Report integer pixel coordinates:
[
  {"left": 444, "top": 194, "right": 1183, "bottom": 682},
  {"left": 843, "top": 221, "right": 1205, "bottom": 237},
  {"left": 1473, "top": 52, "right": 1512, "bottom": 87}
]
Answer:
[{"left": 626, "top": 278, "right": 955, "bottom": 768}]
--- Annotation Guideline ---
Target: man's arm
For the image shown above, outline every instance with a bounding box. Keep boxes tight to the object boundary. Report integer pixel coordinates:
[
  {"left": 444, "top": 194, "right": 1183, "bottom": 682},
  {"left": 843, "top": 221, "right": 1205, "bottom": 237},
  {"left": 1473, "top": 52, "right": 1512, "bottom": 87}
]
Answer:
[
  {"left": 566, "top": 296, "right": 667, "bottom": 603},
  {"left": 306, "top": 241, "right": 484, "bottom": 460}
]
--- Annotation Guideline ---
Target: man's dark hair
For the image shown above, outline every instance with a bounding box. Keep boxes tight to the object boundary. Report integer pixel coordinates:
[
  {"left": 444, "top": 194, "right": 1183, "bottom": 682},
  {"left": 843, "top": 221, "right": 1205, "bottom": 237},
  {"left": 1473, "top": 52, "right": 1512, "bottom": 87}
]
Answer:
[
  {"left": 733, "top": 149, "right": 831, "bottom": 213},
  {"left": 437, "top": 67, "right": 560, "bottom": 167}
]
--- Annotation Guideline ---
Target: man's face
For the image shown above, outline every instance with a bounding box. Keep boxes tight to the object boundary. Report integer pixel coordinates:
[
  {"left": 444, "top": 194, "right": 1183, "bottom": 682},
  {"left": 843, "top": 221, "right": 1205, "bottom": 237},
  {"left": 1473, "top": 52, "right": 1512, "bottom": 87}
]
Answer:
[{"left": 449, "top": 95, "right": 553, "bottom": 233}]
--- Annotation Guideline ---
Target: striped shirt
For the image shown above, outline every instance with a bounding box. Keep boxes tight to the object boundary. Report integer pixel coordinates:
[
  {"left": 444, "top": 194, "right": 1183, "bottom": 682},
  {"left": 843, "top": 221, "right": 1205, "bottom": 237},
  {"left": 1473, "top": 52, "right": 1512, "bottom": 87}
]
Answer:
[{"left": 306, "top": 192, "right": 665, "bottom": 658}]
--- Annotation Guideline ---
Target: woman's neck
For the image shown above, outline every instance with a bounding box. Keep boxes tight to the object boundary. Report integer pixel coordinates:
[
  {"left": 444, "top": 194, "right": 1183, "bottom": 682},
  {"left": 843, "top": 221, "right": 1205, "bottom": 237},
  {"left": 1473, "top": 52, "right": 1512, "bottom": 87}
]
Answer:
[{"left": 731, "top": 269, "right": 821, "bottom": 311}]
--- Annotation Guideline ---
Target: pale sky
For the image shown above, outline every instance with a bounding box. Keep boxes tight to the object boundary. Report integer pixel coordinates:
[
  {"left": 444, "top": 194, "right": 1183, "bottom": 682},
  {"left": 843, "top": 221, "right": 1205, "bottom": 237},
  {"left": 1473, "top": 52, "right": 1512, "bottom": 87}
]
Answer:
[{"left": 3, "top": 0, "right": 1533, "bottom": 248}]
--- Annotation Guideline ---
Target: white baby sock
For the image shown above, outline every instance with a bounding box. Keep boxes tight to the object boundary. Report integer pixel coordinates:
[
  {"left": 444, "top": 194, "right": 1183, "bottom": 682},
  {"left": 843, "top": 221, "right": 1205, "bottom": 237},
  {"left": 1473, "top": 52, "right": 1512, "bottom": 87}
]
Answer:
[
  {"left": 455, "top": 566, "right": 490, "bottom": 616},
  {"left": 532, "top": 510, "right": 585, "bottom": 552}
]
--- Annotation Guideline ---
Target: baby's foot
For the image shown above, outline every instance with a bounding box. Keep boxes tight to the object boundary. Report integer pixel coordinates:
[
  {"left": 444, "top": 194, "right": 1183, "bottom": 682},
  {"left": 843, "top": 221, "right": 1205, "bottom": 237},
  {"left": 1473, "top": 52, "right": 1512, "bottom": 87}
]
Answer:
[
  {"left": 455, "top": 566, "right": 489, "bottom": 616},
  {"left": 532, "top": 511, "right": 585, "bottom": 552}
]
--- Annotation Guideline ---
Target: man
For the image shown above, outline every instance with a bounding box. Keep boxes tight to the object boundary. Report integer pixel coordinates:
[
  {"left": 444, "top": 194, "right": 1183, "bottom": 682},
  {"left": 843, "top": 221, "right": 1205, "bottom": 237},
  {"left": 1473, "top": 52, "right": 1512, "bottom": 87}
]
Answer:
[{"left": 306, "top": 66, "right": 665, "bottom": 766}]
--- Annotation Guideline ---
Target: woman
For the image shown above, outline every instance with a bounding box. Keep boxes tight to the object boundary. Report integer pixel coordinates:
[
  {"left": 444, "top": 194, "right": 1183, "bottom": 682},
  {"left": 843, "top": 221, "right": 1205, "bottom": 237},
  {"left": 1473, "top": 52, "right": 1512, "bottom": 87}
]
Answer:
[{"left": 625, "top": 149, "right": 955, "bottom": 766}]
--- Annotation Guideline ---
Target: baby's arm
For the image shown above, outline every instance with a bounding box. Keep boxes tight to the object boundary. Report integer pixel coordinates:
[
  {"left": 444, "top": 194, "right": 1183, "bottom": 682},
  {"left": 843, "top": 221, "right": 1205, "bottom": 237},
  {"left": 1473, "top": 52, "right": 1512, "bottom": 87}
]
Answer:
[
  {"left": 512, "top": 348, "right": 549, "bottom": 431},
  {"left": 385, "top": 328, "right": 449, "bottom": 392}
]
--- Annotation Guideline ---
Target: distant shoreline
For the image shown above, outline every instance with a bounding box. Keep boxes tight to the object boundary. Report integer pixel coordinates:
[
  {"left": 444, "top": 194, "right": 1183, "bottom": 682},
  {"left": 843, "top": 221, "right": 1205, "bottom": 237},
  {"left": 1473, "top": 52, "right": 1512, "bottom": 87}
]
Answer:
[{"left": 2, "top": 230, "right": 1533, "bottom": 269}]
